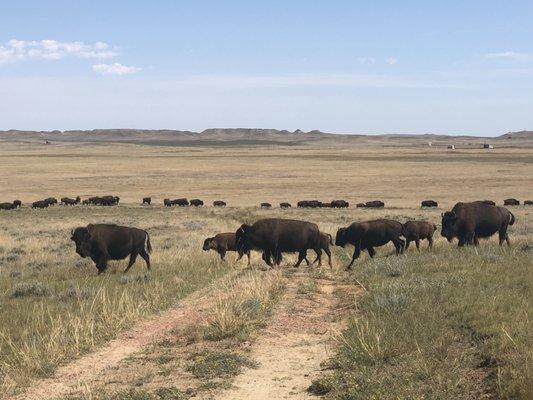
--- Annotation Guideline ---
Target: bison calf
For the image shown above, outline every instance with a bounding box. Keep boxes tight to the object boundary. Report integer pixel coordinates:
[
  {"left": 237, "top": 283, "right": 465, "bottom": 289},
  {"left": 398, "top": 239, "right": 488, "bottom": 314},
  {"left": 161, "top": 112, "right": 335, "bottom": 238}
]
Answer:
[
  {"left": 213, "top": 200, "right": 227, "bottom": 207},
  {"left": 190, "top": 199, "right": 204, "bottom": 207},
  {"left": 402, "top": 221, "right": 437, "bottom": 250},
  {"left": 421, "top": 200, "right": 438, "bottom": 208},
  {"left": 504, "top": 198, "right": 520, "bottom": 206},
  {"left": 280, "top": 202, "right": 292, "bottom": 208},
  {"left": 203, "top": 232, "right": 250, "bottom": 265},
  {"left": 71, "top": 224, "right": 152, "bottom": 274},
  {"left": 260, "top": 202, "right": 272, "bottom": 208},
  {"left": 142, "top": 197, "right": 152, "bottom": 205}
]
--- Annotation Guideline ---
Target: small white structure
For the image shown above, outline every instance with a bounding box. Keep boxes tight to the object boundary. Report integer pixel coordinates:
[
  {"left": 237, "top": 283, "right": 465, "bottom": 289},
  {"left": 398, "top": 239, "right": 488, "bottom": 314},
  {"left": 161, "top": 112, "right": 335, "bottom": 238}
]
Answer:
[
  {"left": 447, "top": 144, "right": 455, "bottom": 150},
  {"left": 483, "top": 143, "right": 494, "bottom": 149},
  {"left": 428, "top": 142, "right": 432, "bottom": 147}
]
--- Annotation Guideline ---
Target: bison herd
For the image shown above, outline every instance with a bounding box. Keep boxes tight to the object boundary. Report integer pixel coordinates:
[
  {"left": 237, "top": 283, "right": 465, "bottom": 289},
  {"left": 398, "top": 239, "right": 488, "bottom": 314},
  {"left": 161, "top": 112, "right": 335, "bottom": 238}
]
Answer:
[
  {"left": 1, "top": 196, "right": 531, "bottom": 210},
  {"left": 67, "top": 200, "right": 517, "bottom": 275}
]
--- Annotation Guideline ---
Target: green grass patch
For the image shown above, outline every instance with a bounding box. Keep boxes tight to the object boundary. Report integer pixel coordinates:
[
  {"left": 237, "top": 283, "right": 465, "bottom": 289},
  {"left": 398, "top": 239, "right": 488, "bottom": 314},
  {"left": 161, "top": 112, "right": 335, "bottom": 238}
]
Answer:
[{"left": 186, "top": 350, "right": 257, "bottom": 379}]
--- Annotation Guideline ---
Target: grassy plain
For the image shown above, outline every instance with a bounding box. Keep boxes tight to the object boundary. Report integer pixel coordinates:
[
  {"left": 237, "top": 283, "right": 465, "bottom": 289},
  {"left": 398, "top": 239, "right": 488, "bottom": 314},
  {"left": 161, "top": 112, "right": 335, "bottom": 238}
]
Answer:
[{"left": 0, "top": 137, "right": 531, "bottom": 399}]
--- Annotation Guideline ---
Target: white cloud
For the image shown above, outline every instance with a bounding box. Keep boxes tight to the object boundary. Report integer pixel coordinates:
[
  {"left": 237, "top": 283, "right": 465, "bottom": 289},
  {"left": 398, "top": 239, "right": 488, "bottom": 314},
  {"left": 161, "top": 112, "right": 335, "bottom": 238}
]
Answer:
[
  {"left": 0, "top": 39, "right": 117, "bottom": 64},
  {"left": 92, "top": 63, "right": 141, "bottom": 75},
  {"left": 484, "top": 51, "right": 529, "bottom": 61},
  {"left": 386, "top": 57, "right": 398, "bottom": 65}
]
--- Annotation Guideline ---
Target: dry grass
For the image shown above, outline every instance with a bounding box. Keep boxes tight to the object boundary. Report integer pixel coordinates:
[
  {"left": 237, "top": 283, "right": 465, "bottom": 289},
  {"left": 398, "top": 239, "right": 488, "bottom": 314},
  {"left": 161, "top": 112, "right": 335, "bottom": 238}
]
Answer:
[{"left": 0, "top": 138, "right": 531, "bottom": 399}]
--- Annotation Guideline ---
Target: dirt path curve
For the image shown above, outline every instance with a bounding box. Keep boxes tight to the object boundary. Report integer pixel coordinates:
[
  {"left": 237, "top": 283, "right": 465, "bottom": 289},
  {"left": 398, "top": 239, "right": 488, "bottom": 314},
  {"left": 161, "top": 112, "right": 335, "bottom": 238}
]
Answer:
[
  {"left": 214, "top": 270, "right": 361, "bottom": 400},
  {"left": 8, "top": 270, "right": 243, "bottom": 400}
]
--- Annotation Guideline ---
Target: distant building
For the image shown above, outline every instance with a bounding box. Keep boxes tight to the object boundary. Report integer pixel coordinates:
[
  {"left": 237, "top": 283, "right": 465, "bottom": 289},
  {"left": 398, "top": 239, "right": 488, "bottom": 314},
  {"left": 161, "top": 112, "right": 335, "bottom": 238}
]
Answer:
[
  {"left": 428, "top": 142, "right": 432, "bottom": 147},
  {"left": 447, "top": 145, "right": 455, "bottom": 150},
  {"left": 483, "top": 143, "right": 494, "bottom": 149}
]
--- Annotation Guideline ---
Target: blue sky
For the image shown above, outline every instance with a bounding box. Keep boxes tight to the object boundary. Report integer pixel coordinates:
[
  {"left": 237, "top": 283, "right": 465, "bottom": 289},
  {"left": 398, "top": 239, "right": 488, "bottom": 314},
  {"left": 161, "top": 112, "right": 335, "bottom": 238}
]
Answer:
[{"left": 1, "top": 1, "right": 532, "bottom": 136}]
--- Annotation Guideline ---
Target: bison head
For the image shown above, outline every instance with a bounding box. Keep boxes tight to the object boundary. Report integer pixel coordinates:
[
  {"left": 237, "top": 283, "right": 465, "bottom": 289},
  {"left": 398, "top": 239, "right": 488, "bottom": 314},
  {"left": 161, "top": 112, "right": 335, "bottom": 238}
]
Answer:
[
  {"left": 440, "top": 211, "right": 458, "bottom": 242},
  {"left": 235, "top": 224, "right": 252, "bottom": 252},
  {"left": 202, "top": 237, "right": 215, "bottom": 251},
  {"left": 70, "top": 227, "right": 93, "bottom": 258},
  {"left": 335, "top": 227, "right": 349, "bottom": 247}
]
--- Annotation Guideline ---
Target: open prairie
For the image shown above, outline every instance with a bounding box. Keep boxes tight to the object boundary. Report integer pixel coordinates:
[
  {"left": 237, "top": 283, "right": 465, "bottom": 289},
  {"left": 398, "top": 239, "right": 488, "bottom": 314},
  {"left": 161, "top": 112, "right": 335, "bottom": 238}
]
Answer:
[{"left": 0, "top": 136, "right": 532, "bottom": 399}]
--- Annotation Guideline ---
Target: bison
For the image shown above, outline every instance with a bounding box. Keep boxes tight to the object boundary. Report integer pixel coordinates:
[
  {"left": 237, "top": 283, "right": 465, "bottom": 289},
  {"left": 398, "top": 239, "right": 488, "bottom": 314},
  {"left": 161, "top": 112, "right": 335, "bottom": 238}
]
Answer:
[
  {"left": 306, "top": 232, "right": 334, "bottom": 268},
  {"left": 421, "top": 200, "right": 438, "bottom": 208},
  {"left": 44, "top": 197, "right": 58, "bottom": 206},
  {"left": 525, "top": 200, "right": 533, "bottom": 206},
  {"left": 331, "top": 200, "right": 349, "bottom": 208},
  {"left": 13, "top": 200, "right": 21, "bottom": 208},
  {"left": 61, "top": 196, "right": 81, "bottom": 206},
  {"left": 203, "top": 232, "right": 251, "bottom": 265},
  {"left": 356, "top": 203, "right": 366, "bottom": 208},
  {"left": 297, "top": 200, "right": 309, "bottom": 208},
  {"left": 32, "top": 200, "right": 50, "bottom": 209},
  {"left": 142, "top": 197, "right": 152, "bottom": 205},
  {"left": 213, "top": 200, "right": 227, "bottom": 207},
  {"left": 0, "top": 201, "right": 18, "bottom": 210},
  {"left": 260, "top": 202, "right": 272, "bottom": 209},
  {"left": 364, "top": 200, "right": 385, "bottom": 208},
  {"left": 280, "top": 202, "right": 292, "bottom": 208},
  {"left": 402, "top": 221, "right": 437, "bottom": 250},
  {"left": 441, "top": 201, "right": 515, "bottom": 247},
  {"left": 70, "top": 224, "right": 152, "bottom": 274},
  {"left": 235, "top": 218, "right": 322, "bottom": 268},
  {"left": 481, "top": 200, "right": 496, "bottom": 206},
  {"left": 335, "top": 219, "right": 405, "bottom": 269},
  {"left": 321, "top": 202, "right": 332, "bottom": 208},
  {"left": 504, "top": 198, "right": 520, "bottom": 206},
  {"left": 164, "top": 198, "right": 189, "bottom": 206},
  {"left": 190, "top": 199, "right": 204, "bottom": 207}
]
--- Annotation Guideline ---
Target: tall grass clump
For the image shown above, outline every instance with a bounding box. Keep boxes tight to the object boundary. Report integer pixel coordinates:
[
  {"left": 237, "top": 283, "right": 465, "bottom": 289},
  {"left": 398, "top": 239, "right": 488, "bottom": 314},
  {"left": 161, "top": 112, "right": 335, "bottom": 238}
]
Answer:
[{"left": 312, "top": 243, "right": 532, "bottom": 399}]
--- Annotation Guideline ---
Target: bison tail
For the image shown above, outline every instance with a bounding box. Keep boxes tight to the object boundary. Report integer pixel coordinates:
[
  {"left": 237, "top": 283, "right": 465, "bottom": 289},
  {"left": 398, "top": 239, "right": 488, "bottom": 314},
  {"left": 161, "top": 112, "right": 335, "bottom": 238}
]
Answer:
[
  {"left": 145, "top": 232, "right": 153, "bottom": 253},
  {"left": 509, "top": 211, "right": 515, "bottom": 226}
]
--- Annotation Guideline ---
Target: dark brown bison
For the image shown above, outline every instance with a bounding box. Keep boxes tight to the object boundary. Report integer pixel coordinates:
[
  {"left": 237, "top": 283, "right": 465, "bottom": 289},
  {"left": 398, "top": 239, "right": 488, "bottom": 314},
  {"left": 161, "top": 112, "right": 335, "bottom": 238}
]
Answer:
[
  {"left": 504, "top": 198, "right": 520, "bottom": 206},
  {"left": 356, "top": 202, "right": 366, "bottom": 208},
  {"left": 61, "top": 196, "right": 81, "bottom": 206},
  {"left": 402, "top": 221, "right": 437, "bottom": 250},
  {"left": 13, "top": 200, "right": 21, "bottom": 208},
  {"left": 190, "top": 199, "right": 204, "bottom": 207},
  {"left": 306, "top": 232, "right": 334, "bottom": 268},
  {"left": 32, "top": 200, "right": 50, "bottom": 209},
  {"left": 44, "top": 197, "right": 58, "bottom": 206},
  {"left": 307, "top": 200, "right": 322, "bottom": 208},
  {"left": 335, "top": 219, "right": 405, "bottom": 269},
  {"left": 100, "top": 195, "right": 120, "bottom": 206},
  {"left": 525, "top": 200, "right": 533, "bottom": 206},
  {"left": 235, "top": 218, "right": 322, "bottom": 268},
  {"left": 331, "top": 200, "right": 349, "bottom": 208},
  {"left": 280, "top": 202, "right": 292, "bottom": 208},
  {"left": 164, "top": 198, "right": 172, "bottom": 207},
  {"left": 297, "top": 200, "right": 309, "bottom": 208},
  {"left": 481, "top": 200, "right": 496, "bottom": 206},
  {"left": 0, "top": 201, "right": 18, "bottom": 210},
  {"left": 260, "top": 202, "right": 272, "bottom": 209},
  {"left": 421, "top": 200, "right": 438, "bottom": 208},
  {"left": 142, "top": 197, "right": 151, "bottom": 205},
  {"left": 213, "top": 200, "right": 227, "bottom": 207},
  {"left": 441, "top": 201, "right": 515, "bottom": 247},
  {"left": 203, "top": 232, "right": 251, "bottom": 265},
  {"left": 321, "top": 202, "right": 332, "bottom": 208},
  {"left": 364, "top": 200, "right": 385, "bottom": 208},
  {"left": 70, "top": 224, "right": 152, "bottom": 274},
  {"left": 164, "top": 198, "right": 189, "bottom": 206}
]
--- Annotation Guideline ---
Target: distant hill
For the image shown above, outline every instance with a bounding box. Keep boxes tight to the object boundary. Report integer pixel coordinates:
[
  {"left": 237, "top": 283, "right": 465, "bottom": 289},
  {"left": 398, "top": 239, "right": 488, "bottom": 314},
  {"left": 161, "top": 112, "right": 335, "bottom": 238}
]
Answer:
[
  {"left": 499, "top": 130, "right": 533, "bottom": 140},
  {"left": 0, "top": 128, "right": 531, "bottom": 147}
]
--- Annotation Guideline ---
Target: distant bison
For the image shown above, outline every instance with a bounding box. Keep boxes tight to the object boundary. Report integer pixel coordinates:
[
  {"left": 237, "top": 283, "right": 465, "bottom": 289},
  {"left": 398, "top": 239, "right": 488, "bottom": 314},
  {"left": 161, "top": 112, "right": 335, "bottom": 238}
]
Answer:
[
  {"left": 297, "top": 201, "right": 309, "bottom": 208},
  {"left": 71, "top": 224, "right": 152, "bottom": 274},
  {"left": 441, "top": 201, "right": 515, "bottom": 247},
  {"left": 321, "top": 202, "right": 332, "bottom": 208},
  {"left": 261, "top": 202, "right": 272, "bottom": 209},
  {"left": 335, "top": 219, "right": 404, "bottom": 269},
  {"left": 481, "top": 200, "right": 496, "bottom": 206},
  {"left": 61, "top": 196, "right": 81, "bottom": 206},
  {"left": 44, "top": 197, "right": 58, "bottom": 206},
  {"left": 0, "top": 200, "right": 21, "bottom": 210},
  {"left": 525, "top": 200, "right": 533, "bottom": 206},
  {"left": 203, "top": 232, "right": 251, "bottom": 265},
  {"left": 142, "top": 197, "right": 151, "bottom": 205},
  {"left": 364, "top": 200, "right": 385, "bottom": 208},
  {"left": 402, "top": 221, "right": 437, "bottom": 250},
  {"left": 84, "top": 196, "right": 119, "bottom": 206},
  {"left": 32, "top": 200, "right": 50, "bottom": 209},
  {"left": 164, "top": 198, "right": 189, "bottom": 206},
  {"left": 236, "top": 218, "right": 322, "bottom": 268},
  {"left": 190, "top": 199, "right": 204, "bottom": 207},
  {"left": 307, "top": 200, "right": 322, "bottom": 208},
  {"left": 213, "top": 200, "right": 227, "bottom": 207},
  {"left": 280, "top": 202, "right": 291, "bottom": 208},
  {"left": 331, "top": 200, "right": 349, "bottom": 208},
  {"left": 356, "top": 203, "right": 366, "bottom": 208},
  {"left": 504, "top": 198, "right": 520, "bottom": 206},
  {"left": 421, "top": 200, "right": 438, "bottom": 208}
]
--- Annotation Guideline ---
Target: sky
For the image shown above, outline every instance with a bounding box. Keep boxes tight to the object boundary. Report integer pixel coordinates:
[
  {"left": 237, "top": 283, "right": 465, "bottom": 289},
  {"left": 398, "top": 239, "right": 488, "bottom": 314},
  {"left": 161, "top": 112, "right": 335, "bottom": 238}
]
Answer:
[{"left": 1, "top": 1, "right": 532, "bottom": 136}]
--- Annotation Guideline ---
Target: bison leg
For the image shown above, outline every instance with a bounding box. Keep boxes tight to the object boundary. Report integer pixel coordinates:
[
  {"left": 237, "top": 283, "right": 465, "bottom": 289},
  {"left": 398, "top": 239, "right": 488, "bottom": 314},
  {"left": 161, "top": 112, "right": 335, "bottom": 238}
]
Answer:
[
  {"left": 405, "top": 239, "right": 411, "bottom": 250},
  {"left": 96, "top": 259, "right": 107, "bottom": 275},
  {"left": 499, "top": 229, "right": 511, "bottom": 247},
  {"left": 428, "top": 236, "right": 434, "bottom": 250},
  {"left": 124, "top": 252, "right": 139, "bottom": 273},
  {"left": 324, "top": 247, "right": 333, "bottom": 268},
  {"left": 392, "top": 238, "right": 404, "bottom": 255},
  {"left": 367, "top": 246, "right": 376, "bottom": 258},
  {"left": 219, "top": 249, "right": 227, "bottom": 261},
  {"left": 315, "top": 248, "right": 323, "bottom": 267},
  {"left": 415, "top": 239, "right": 420, "bottom": 250},
  {"left": 246, "top": 251, "right": 251, "bottom": 266},
  {"left": 293, "top": 249, "right": 307, "bottom": 268},
  {"left": 262, "top": 250, "right": 274, "bottom": 268},
  {"left": 140, "top": 248, "right": 151, "bottom": 270},
  {"left": 346, "top": 244, "right": 361, "bottom": 270}
]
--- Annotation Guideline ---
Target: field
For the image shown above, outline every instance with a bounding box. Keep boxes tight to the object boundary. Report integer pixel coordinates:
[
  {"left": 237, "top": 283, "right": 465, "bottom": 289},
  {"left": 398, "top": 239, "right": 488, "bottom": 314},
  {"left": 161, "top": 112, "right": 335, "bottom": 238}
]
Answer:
[{"left": 0, "top": 136, "right": 532, "bottom": 399}]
